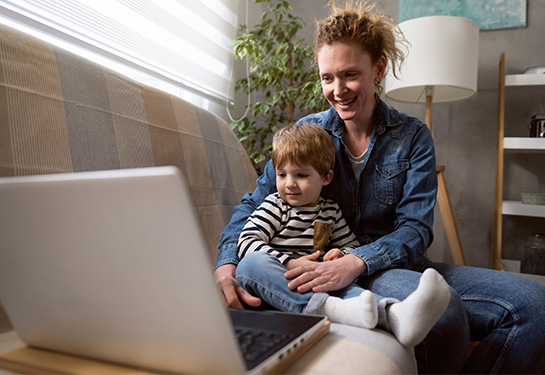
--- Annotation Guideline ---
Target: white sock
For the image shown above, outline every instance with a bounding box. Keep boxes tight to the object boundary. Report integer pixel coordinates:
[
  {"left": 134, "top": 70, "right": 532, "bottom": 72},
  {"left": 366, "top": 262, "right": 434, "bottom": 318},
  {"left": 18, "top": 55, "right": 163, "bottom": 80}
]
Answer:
[
  {"left": 386, "top": 268, "right": 451, "bottom": 347},
  {"left": 317, "top": 290, "right": 378, "bottom": 329}
]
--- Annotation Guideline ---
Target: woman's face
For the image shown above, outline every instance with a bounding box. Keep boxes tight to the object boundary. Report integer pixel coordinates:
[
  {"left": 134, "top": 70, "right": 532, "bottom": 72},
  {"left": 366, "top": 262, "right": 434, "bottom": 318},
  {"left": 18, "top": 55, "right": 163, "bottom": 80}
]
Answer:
[{"left": 317, "top": 42, "right": 385, "bottom": 127}]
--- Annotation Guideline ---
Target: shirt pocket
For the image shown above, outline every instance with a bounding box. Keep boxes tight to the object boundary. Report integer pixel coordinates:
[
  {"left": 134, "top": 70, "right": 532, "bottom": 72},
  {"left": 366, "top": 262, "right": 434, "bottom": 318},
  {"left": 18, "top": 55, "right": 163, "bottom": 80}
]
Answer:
[
  {"left": 313, "top": 221, "right": 333, "bottom": 251},
  {"left": 374, "top": 160, "right": 410, "bottom": 205}
]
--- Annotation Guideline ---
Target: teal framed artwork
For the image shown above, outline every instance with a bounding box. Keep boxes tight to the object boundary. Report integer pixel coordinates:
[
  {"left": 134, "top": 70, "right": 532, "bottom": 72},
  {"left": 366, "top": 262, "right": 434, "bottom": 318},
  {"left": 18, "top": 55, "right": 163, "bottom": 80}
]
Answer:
[{"left": 399, "top": 0, "right": 527, "bottom": 30}]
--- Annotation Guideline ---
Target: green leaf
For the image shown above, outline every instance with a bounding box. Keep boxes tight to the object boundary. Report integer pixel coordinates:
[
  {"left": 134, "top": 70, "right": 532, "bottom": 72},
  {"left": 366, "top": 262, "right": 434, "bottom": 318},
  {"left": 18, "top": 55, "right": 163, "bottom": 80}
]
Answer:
[{"left": 230, "top": 0, "right": 327, "bottom": 174}]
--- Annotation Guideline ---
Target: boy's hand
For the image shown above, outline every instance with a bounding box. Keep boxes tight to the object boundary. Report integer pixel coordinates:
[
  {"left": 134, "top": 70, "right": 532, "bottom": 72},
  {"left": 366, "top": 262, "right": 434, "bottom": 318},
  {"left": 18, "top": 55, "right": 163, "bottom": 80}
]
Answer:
[
  {"left": 323, "top": 248, "right": 344, "bottom": 261},
  {"left": 285, "top": 250, "right": 321, "bottom": 270}
]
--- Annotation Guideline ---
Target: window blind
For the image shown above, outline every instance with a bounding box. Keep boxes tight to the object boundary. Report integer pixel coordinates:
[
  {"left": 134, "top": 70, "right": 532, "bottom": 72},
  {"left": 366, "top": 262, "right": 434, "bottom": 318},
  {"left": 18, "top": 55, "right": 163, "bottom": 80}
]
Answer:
[{"left": 0, "top": 0, "right": 239, "bottom": 104}]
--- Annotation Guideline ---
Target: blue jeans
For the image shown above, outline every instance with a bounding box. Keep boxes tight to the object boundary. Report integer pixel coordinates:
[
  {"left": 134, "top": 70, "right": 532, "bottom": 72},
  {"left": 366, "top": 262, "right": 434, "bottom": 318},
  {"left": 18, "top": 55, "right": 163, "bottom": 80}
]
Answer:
[
  {"left": 359, "top": 260, "right": 545, "bottom": 374},
  {"left": 237, "top": 253, "right": 545, "bottom": 374},
  {"left": 236, "top": 253, "right": 401, "bottom": 341}
]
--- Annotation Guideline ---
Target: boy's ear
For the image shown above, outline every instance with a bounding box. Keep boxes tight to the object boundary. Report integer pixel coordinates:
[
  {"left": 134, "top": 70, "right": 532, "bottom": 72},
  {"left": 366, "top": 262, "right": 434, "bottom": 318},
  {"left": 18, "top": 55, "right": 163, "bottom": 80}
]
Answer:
[{"left": 322, "top": 170, "right": 334, "bottom": 185}]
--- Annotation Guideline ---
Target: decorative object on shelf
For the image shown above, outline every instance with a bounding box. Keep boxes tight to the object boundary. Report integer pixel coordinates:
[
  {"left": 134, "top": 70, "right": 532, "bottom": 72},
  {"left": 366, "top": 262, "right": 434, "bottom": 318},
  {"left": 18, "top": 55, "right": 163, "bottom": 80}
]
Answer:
[
  {"left": 529, "top": 114, "right": 545, "bottom": 138},
  {"left": 521, "top": 233, "right": 545, "bottom": 276},
  {"left": 521, "top": 192, "right": 545, "bottom": 206},
  {"left": 523, "top": 66, "right": 545, "bottom": 75},
  {"left": 385, "top": 16, "right": 480, "bottom": 266}
]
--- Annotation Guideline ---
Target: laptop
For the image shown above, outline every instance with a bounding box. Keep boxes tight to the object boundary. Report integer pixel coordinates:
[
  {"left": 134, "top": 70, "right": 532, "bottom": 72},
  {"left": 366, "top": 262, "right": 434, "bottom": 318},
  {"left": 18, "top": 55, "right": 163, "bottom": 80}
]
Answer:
[{"left": 0, "top": 166, "right": 329, "bottom": 374}]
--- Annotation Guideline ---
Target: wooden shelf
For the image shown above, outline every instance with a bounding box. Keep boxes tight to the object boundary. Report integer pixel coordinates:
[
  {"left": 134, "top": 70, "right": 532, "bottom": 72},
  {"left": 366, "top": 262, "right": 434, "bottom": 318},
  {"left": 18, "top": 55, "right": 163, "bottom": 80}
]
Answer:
[
  {"left": 502, "top": 200, "right": 545, "bottom": 218},
  {"left": 504, "top": 137, "right": 545, "bottom": 152}
]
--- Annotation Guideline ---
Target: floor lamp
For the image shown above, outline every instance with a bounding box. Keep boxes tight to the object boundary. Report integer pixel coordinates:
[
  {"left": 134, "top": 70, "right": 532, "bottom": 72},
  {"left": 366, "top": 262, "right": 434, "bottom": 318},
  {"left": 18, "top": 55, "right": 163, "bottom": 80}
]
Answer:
[{"left": 385, "top": 16, "right": 479, "bottom": 266}]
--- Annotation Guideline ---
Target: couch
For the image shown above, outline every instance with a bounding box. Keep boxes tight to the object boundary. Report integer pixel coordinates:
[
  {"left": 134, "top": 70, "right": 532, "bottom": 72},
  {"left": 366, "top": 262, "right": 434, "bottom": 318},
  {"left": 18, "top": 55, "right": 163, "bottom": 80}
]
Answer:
[{"left": 0, "top": 23, "right": 417, "bottom": 374}]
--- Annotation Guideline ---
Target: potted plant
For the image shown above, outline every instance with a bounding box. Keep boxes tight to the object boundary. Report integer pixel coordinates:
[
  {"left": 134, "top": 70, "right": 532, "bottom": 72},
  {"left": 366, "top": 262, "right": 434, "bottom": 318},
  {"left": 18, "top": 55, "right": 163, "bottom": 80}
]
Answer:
[{"left": 230, "top": 0, "right": 329, "bottom": 174}]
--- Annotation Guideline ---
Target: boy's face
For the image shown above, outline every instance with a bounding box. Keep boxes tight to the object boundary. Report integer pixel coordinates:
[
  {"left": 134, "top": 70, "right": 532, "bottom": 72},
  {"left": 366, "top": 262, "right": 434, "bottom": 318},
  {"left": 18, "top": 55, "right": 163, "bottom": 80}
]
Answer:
[{"left": 275, "top": 161, "right": 333, "bottom": 207}]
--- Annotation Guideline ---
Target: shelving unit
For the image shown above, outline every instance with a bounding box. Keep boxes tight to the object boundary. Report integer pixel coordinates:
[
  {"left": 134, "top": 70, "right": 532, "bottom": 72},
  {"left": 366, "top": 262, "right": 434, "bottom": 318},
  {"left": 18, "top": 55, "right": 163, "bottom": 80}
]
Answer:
[
  {"left": 493, "top": 53, "right": 545, "bottom": 270},
  {"left": 502, "top": 201, "right": 545, "bottom": 218},
  {"left": 504, "top": 137, "right": 545, "bottom": 151},
  {"left": 505, "top": 74, "right": 545, "bottom": 86}
]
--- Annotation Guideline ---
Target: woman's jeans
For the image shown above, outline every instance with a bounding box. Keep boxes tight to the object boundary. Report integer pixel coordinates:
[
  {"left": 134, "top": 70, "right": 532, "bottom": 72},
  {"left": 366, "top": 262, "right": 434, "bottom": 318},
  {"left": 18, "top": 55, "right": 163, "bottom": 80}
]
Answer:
[
  {"left": 236, "top": 252, "right": 545, "bottom": 374},
  {"left": 361, "top": 260, "right": 545, "bottom": 374}
]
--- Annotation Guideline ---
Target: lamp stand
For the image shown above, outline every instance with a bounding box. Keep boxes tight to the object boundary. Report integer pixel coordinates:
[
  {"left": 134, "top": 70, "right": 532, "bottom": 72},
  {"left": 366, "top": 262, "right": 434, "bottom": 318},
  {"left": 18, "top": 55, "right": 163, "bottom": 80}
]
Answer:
[
  {"left": 425, "top": 88, "right": 434, "bottom": 134},
  {"left": 426, "top": 93, "right": 467, "bottom": 266}
]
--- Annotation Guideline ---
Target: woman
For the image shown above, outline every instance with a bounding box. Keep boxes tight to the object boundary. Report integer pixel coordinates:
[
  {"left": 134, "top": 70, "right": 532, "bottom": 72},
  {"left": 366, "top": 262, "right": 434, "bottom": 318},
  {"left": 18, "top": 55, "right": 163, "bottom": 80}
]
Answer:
[{"left": 215, "top": 1, "right": 545, "bottom": 373}]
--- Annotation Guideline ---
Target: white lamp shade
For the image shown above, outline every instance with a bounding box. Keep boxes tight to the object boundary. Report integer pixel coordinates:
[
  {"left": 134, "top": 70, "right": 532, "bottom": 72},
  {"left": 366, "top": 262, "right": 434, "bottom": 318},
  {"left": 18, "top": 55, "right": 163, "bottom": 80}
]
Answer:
[{"left": 385, "top": 16, "right": 479, "bottom": 104}]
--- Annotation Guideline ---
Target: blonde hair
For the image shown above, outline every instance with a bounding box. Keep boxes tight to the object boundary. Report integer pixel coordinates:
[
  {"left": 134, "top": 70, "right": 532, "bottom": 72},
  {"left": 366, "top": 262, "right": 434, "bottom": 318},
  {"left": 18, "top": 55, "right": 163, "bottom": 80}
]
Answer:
[
  {"left": 314, "top": 0, "right": 407, "bottom": 94},
  {"left": 272, "top": 123, "right": 335, "bottom": 177}
]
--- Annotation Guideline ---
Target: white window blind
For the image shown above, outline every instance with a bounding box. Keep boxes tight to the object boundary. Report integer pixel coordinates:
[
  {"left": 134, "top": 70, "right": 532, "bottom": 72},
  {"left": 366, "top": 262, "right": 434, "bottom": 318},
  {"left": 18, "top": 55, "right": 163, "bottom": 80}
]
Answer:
[{"left": 0, "top": 0, "right": 239, "bottom": 108}]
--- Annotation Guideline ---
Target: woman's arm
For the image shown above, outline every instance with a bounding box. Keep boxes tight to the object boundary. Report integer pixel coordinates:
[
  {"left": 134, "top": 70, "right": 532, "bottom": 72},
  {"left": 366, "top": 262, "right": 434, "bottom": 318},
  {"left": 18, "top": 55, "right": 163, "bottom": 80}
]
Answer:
[
  {"left": 215, "top": 161, "right": 277, "bottom": 268},
  {"left": 214, "top": 161, "right": 276, "bottom": 308}
]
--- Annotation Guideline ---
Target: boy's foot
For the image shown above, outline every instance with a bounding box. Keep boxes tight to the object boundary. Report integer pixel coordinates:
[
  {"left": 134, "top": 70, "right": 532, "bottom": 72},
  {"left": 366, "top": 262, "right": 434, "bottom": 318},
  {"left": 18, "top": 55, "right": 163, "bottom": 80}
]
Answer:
[
  {"left": 387, "top": 268, "right": 451, "bottom": 347},
  {"left": 319, "top": 290, "right": 378, "bottom": 329}
]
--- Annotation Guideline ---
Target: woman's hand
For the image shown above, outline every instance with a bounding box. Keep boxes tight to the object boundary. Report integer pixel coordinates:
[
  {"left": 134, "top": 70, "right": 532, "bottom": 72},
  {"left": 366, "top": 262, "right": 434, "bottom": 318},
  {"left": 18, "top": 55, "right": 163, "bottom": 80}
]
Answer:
[
  {"left": 214, "top": 263, "right": 262, "bottom": 309},
  {"left": 285, "top": 251, "right": 321, "bottom": 270},
  {"left": 284, "top": 254, "right": 367, "bottom": 293}
]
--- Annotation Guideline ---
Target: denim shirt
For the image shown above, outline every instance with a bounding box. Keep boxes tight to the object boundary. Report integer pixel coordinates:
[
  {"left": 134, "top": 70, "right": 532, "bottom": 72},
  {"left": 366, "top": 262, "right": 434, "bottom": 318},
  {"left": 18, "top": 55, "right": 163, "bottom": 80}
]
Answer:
[{"left": 216, "top": 100, "right": 437, "bottom": 276}]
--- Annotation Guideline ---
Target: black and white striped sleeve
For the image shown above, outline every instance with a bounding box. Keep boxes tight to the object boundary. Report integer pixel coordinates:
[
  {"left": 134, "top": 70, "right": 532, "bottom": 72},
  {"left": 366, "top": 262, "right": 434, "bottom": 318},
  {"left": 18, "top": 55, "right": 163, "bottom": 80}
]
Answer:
[{"left": 237, "top": 195, "right": 291, "bottom": 263}]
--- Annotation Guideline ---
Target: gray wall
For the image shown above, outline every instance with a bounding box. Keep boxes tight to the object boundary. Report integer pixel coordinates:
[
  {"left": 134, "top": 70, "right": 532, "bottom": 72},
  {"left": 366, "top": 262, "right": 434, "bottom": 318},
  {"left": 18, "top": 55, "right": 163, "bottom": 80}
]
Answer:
[{"left": 236, "top": 0, "right": 545, "bottom": 268}]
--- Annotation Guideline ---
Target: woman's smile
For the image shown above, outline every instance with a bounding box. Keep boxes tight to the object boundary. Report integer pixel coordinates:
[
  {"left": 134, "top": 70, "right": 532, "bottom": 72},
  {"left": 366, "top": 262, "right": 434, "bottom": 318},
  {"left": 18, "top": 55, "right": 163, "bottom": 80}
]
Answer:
[{"left": 337, "top": 97, "right": 357, "bottom": 106}]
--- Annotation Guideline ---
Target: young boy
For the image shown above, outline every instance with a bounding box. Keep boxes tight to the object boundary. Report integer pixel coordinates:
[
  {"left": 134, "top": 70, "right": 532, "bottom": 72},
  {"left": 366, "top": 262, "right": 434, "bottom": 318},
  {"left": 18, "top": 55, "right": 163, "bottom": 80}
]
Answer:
[{"left": 236, "top": 123, "right": 451, "bottom": 347}]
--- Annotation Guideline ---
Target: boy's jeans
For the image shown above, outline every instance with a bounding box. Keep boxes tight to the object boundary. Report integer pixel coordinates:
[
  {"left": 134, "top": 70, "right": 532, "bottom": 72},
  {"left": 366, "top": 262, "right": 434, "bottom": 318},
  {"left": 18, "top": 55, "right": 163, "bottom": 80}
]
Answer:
[{"left": 235, "top": 252, "right": 398, "bottom": 334}]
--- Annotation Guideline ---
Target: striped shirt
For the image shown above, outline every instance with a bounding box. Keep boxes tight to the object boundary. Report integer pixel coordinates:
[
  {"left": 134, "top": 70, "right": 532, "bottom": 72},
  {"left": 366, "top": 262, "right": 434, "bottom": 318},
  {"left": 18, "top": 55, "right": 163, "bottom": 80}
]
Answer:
[{"left": 238, "top": 192, "right": 360, "bottom": 264}]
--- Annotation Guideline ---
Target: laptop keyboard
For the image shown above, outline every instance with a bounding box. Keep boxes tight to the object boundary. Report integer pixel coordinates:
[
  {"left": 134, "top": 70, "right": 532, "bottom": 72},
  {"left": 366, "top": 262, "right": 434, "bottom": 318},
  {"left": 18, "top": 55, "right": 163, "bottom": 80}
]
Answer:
[{"left": 235, "top": 326, "right": 295, "bottom": 367}]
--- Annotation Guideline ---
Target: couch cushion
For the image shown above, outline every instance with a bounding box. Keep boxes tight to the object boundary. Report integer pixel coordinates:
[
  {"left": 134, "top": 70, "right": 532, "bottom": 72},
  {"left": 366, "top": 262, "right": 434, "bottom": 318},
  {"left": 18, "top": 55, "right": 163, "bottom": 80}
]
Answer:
[
  {"left": 287, "top": 323, "right": 417, "bottom": 374},
  {"left": 0, "top": 23, "right": 257, "bottom": 260}
]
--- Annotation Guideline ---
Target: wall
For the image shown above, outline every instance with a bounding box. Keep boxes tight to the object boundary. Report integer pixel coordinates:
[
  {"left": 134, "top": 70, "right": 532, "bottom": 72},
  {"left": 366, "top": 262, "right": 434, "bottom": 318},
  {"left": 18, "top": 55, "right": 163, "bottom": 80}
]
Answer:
[
  {"left": 380, "top": 0, "right": 545, "bottom": 267},
  {"left": 236, "top": 0, "right": 545, "bottom": 268}
]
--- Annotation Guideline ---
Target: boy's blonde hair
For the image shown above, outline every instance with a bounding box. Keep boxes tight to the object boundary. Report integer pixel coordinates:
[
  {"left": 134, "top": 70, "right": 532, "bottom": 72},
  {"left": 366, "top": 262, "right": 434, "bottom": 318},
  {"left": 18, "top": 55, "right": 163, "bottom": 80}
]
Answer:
[{"left": 272, "top": 123, "right": 335, "bottom": 177}]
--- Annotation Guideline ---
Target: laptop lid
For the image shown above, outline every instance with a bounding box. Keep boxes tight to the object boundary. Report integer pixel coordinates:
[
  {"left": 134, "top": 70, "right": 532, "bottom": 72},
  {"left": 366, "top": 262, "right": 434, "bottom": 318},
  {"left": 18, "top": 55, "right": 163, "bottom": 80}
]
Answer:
[{"left": 0, "top": 167, "right": 328, "bottom": 374}]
